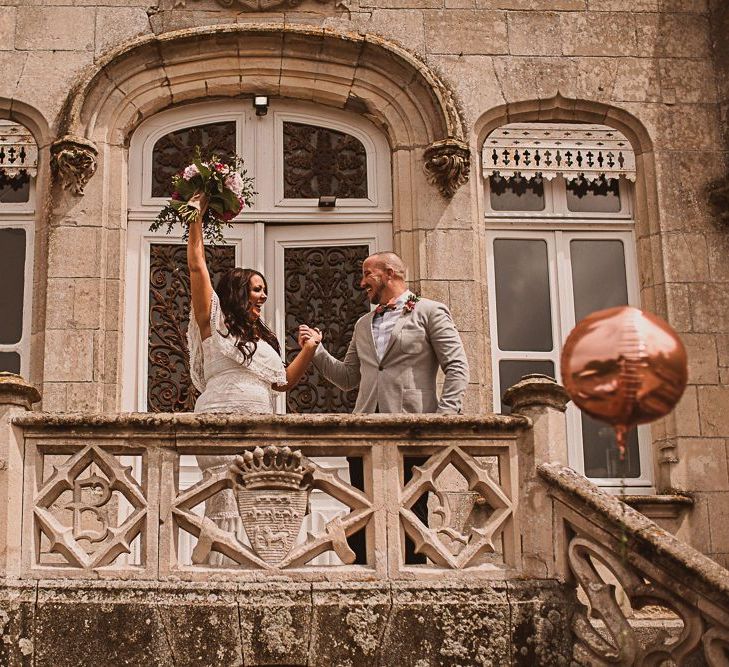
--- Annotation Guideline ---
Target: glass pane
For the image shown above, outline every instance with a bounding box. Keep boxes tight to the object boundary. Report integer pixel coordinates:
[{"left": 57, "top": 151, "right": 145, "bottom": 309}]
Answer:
[
  {"left": 151, "top": 121, "right": 237, "bottom": 197},
  {"left": 498, "top": 360, "right": 555, "bottom": 414},
  {"left": 147, "top": 243, "right": 235, "bottom": 412},
  {"left": 489, "top": 175, "right": 545, "bottom": 211},
  {"left": 566, "top": 177, "right": 621, "bottom": 213},
  {"left": 582, "top": 413, "right": 640, "bottom": 478},
  {"left": 284, "top": 245, "right": 369, "bottom": 413},
  {"left": 0, "top": 351, "right": 20, "bottom": 374},
  {"left": 493, "top": 239, "right": 553, "bottom": 351},
  {"left": 0, "top": 172, "right": 30, "bottom": 203},
  {"left": 283, "top": 122, "right": 368, "bottom": 199},
  {"left": 570, "top": 239, "right": 628, "bottom": 323},
  {"left": 0, "top": 228, "right": 26, "bottom": 344}
]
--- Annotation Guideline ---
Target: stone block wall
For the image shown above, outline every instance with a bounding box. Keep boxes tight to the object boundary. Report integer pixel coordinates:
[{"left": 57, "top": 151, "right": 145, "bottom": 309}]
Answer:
[{"left": 0, "top": 1, "right": 728, "bottom": 562}]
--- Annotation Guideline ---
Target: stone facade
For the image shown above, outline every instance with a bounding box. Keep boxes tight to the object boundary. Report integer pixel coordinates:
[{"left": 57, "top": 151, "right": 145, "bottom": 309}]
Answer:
[{"left": 1, "top": 0, "right": 728, "bottom": 572}]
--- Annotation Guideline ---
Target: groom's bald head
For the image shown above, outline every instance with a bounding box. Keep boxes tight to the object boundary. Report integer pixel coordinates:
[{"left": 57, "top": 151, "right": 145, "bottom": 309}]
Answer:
[{"left": 366, "top": 251, "right": 407, "bottom": 281}]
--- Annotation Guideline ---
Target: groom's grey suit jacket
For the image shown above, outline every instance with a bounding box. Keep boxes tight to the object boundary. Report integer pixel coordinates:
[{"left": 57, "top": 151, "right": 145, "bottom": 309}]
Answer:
[{"left": 312, "top": 298, "right": 469, "bottom": 414}]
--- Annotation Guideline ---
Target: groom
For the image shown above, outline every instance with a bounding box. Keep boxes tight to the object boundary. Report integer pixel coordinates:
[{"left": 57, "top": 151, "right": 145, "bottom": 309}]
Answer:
[
  {"left": 300, "top": 251, "right": 469, "bottom": 562},
  {"left": 302, "top": 251, "right": 469, "bottom": 414}
]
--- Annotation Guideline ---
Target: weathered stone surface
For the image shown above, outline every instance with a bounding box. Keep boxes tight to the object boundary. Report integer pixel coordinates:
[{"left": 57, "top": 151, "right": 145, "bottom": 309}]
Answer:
[
  {"left": 238, "top": 583, "right": 312, "bottom": 666},
  {"left": 506, "top": 11, "right": 561, "bottom": 56},
  {"left": 94, "top": 7, "right": 151, "bottom": 57},
  {"left": 47, "top": 227, "right": 102, "bottom": 279},
  {"left": 672, "top": 437, "right": 729, "bottom": 492},
  {"left": 381, "top": 582, "right": 511, "bottom": 665},
  {"left": 33, "top": 585, "right": 174, "bottom": 666},
  {"left": 43, "top": 330, "right": 94, "bottom": 383},
  {"left": 690, "top": 284, "right": 729, "bottom": 334},
  {"left": 560, "top": 11, "right": 636, "bottom": 57},
  {"left": 424, "top": 10, "right": 508, "bottom": 55},
  {"left": 16, "top": 6, "right": 94, "bottom": 51},
  {"left": 509, "top": 580, "right": 574, "bottom": 667},
  {"left": 0, "top": 584, "right": 35, "bottom": 667},
  {"left": 698, "top": 386, "right": 729, "bottom": 437},
  {"left": 0, "top": 580, "right": 578, "bottom": 666},
  {"left": 158, "top": 589, "right": 242, "bottom": 667},
  {"left": 310, "top": 583, "right": 391, "bottom": 666}
]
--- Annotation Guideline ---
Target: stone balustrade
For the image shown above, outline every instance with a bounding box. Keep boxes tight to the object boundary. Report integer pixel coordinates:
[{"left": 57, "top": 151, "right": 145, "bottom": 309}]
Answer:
[{"left": 0, "top": 372, "right": 581, "bottom": 664}]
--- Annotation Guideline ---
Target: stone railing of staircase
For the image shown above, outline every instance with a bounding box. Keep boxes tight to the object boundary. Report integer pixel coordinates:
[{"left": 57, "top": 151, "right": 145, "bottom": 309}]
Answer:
[{"left": 540, "top": 462, "right": 729, "bottom": 666}]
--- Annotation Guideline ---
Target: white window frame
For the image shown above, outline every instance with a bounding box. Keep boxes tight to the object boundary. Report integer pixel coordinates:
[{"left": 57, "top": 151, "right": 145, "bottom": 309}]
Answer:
[
  {"left": 485, "top": 176, "right": 653, "bottom": 491},
  {"left": 484, "top": 174, "right": 633, "bottom": 222},
  {"left": 129, "top": 99, "right": 392, "bottom": 224},
  {"left": 0, "top": 178, "right": 35, "bottom": 379},
  {"left": 124, "top": 98, "right": 393, "bottom": 413}
]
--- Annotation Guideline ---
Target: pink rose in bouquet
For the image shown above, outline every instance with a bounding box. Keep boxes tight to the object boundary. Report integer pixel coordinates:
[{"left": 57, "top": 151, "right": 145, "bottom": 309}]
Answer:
[{"left": 149, "top": 148, "right": 255, "bottom": 244}]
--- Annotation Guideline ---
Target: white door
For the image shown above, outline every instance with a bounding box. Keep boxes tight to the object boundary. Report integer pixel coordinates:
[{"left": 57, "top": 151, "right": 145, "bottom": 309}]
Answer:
[{"left": 265, "top": 222, "right": 392, "bottom": 414}]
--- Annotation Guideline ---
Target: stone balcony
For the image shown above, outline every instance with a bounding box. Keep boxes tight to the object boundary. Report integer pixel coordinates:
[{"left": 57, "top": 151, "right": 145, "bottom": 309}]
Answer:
[{"left": 1, "top": 373, "right": 728, "bottom": 665}]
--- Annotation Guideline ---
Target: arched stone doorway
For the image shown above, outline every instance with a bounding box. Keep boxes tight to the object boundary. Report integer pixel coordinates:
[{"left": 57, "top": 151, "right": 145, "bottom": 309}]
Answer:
[{"left": 46, "top": 24, "right": 470, "bottom": 412}]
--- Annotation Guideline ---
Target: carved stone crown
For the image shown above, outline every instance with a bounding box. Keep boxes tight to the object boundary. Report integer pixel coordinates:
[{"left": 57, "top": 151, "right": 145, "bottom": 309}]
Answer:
[{"left": 232, "top": 445, "right": 310, "bottom": 491}]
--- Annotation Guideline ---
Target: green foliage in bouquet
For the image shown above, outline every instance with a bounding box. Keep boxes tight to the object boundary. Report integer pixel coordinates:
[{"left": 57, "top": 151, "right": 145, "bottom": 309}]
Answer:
[{"left": 149, "top": 148, "right": 255, "bottom": 244}]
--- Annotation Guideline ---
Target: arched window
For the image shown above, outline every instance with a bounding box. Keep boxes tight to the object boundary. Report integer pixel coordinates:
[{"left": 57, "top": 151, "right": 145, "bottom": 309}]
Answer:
[
  {"left": 124, "top": 99, "right": 392, "bottom": 414},
  {"left": 483, "top": 123, "right": 650, "bottom": 490},
  {"left": 0, "top": 120, "right": 36, "bottom": 378}
]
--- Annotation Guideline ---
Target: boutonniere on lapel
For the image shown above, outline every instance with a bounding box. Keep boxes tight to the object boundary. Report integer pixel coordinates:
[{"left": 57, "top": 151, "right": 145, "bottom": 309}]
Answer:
[{"left": 403, "top": 294, "right": 420, "bottom": 313}]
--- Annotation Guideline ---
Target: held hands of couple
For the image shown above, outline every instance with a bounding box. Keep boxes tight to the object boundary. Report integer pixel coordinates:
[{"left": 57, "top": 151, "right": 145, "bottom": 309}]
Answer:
[{"left": 298, "top": 325, "right": 322, "bottom": 350}]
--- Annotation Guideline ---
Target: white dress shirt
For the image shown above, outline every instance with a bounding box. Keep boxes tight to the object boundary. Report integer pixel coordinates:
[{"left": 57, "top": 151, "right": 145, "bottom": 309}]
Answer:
[{"left": 371, "top": 290, "right": 412, "bottom": 361}]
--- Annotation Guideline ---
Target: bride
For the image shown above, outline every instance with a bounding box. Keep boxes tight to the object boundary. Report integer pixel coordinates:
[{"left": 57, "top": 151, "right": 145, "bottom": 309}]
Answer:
[{"left": 185, "top": 193, "right": 321, "bottom": 560}]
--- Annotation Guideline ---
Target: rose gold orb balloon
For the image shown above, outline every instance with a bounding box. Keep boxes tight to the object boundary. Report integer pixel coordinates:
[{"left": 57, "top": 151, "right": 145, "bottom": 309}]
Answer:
[{"left": 560, "top": 306, "right": 688, "bottom": 457}]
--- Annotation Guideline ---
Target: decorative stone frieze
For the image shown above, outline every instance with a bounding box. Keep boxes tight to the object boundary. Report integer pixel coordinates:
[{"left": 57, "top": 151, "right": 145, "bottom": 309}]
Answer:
[
  {"left": 0, "top": 121, "right": 38, "bottom": 179},
  {"left": 50, "top": 135, "right": 98, "bottom": 196},
  {"left": 483, "top": 123, "right": 637, "bottom": 183},
  {"left": 423, "top": 138, "right": 471, "bottom": 199}
]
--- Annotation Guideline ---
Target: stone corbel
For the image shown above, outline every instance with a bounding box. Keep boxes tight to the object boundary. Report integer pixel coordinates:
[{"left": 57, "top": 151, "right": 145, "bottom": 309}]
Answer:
[
  {"left": 51, "top": 135, "right": 98, "bottom": 196},
  {"left": 423, "top": 138, "right": 470, "bottom": 199}
]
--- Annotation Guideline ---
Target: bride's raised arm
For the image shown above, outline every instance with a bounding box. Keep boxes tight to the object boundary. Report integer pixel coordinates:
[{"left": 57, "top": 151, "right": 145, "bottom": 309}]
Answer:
[{"left": 186, "top": 192, "right": 213, "bottom": 340}]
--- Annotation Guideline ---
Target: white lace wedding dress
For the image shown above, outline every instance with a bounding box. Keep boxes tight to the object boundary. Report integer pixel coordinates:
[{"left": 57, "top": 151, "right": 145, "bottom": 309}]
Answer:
[{"left": 187, "top": 291, "right": 287, "bottom": 563}]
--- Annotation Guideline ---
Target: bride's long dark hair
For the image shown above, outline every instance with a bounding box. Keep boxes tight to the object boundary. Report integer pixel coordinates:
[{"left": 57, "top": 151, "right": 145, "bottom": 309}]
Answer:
[{"left": 215, "top": 268, "right": 280, "bottom": 364}]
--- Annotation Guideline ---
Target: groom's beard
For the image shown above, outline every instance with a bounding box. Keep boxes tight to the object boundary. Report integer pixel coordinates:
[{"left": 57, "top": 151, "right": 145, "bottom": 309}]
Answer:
[{"left": 366, "top": 277, "right": 384, "bottom": 304}]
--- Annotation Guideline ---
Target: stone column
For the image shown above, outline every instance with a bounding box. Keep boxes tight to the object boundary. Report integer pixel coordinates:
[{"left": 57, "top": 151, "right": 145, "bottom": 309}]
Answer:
[
  {"left": 503, "top": 374, "right": 569, "bottom": 578},
  {"left": 0, "top": 373, "right": 40, "bottom": 577}
]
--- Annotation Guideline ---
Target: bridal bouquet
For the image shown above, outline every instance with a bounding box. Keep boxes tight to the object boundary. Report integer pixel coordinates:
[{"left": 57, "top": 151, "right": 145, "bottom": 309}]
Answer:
[{"left": 149, "top": 149, "right": 255, "bottom": 244}]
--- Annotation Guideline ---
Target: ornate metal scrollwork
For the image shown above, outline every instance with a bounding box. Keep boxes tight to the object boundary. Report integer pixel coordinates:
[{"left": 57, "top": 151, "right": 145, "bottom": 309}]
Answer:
[
  {"left": 148, "top": 243, "right": 235, "bottom": 412},
  {"left": 151, "top": 121, "right": 236, "bottom": 197},
  {"left": 284, "top": 244, "right": 369, "bottom": 413},
  {"left": 51, "top": 135, "right": 98, "bottom": 196},
  {"left": 283, "top": 122, "right": 368, "bottom": 199},
  {"left": 423, "top": 138, "right": 470, "bottom": 199}
]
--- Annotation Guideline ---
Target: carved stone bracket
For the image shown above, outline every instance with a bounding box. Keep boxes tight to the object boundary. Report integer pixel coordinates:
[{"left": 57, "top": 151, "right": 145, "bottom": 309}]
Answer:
[
  {"left": 423, "top": 138, "right": 470, "bottom": 199},
  {"left": 51, "top": 135, "right": 98, "bottom": 196}
]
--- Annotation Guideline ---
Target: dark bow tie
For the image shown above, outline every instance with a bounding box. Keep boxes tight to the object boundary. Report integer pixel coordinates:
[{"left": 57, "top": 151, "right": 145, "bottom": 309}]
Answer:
[{"left": 374, "top": 302, "right": 397, "bottom": 317}]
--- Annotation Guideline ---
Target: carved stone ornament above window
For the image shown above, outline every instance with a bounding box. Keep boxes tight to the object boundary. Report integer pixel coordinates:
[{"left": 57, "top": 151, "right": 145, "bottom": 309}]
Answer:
[
  {"left": 483, "top": 123, "right": 637, "bottom": 183},
  {"left": 0, "top": 121, "right": 38, "bottom": 181},
  {"left": 51, "top": 135, "right": 99, "bottom": 196},
  {"left": 423, "top": 138, "right": 471, "bottom": 199}
]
